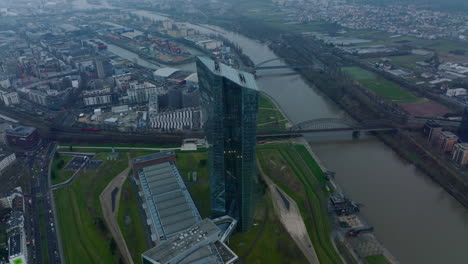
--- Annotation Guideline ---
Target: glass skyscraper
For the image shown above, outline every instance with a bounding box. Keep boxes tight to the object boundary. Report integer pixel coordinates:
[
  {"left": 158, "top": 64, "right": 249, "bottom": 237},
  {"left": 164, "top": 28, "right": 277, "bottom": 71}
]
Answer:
[{"left": 196, "top": 57, "right": 259, "bottom": 232}]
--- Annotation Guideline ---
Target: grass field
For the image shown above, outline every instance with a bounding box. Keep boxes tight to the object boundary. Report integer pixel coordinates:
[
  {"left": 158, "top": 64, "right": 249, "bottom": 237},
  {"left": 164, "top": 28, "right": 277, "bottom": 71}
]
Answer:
[
  {"left": 257, "top": 143, "right": 343, "bottom": 264},
  {"left": 228, "top": 193, "right": 307, "bottom": 264},
  {"left": 51, "top": 155, "right": 74, "bottom": 185},
  {"left": 257, "top": 93, "right": 289, "bottom": 133},
  {"left": 54, "top": 152, "right": 129, "bottom": 264},
  {"left": 365, "top": 254, "right": 391, "bottom": 264},
  {"left": 118, "top": 178, "right": 148, "bottom": 264},
  {"left": 175, "top": 151, "right": 211, "bottom": 218},
  {"left": 342, "top": 66, "right": 420, "bottom": 103}
]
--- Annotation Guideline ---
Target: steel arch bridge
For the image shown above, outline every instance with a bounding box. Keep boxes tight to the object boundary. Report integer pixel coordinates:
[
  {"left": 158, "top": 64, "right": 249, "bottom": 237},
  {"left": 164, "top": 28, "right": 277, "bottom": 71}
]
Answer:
[
  {"left": 289, "top": 118, "right": 393, "bottom": 132},
  {"left": 255, "top": 58, "right": 284, "bottom": 68}
]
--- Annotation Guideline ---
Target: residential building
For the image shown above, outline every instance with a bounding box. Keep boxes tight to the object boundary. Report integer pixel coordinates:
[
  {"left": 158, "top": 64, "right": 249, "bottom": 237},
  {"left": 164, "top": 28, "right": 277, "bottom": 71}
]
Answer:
[
  {"left": 451, "top": 143, "right": 468, "bottom": 165},
  {"left": 0, "top": 91, "right": 20, "bottom": 106},
  {"left": 197, "top": 57, "right": 259, "bottom": 232},
  {"left": 0, "top": 151, "right": 16, "bottom": 174},
  {"left": 436, "top": 131, "right": 458, "bottom": 153}
]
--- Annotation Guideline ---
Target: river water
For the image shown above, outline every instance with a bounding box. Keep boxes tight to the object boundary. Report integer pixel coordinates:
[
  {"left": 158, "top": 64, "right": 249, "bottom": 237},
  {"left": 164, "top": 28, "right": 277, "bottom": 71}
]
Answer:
[{"left": 124, "top": 10, "right": 468, "bottom": 264}]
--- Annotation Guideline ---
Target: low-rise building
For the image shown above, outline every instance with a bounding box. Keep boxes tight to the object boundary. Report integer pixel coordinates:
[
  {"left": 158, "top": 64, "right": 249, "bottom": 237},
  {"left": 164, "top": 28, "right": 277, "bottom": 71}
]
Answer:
[
  {"left": 0, "top": 151, "right": 16, "bottom": 174},
  {"left": 451, "top": 143, "right": 468, "bottom": 165},
  {"left": 0, "top": 91, "right": 20, "bottom": 106},
  {"left": 5, "top": 126, "right": 40, "bottom": 149},
  {"left": 436, "top": 131, "right": 458, "bottom": 153}
]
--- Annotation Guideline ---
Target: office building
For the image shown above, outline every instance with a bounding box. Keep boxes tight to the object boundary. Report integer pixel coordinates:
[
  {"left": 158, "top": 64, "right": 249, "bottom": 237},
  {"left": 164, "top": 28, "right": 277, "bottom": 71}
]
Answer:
[
  {"left": 5, "top": 126, "right": 40, "bottom": 149},
  {"left": 437, "top": 131, "right": 458, "bottom": 153},
  {"left": 197, "top": 57, "right": 259, "bottom": 232},
  {"left": 95, "top": 57, "right": 113, "bottom": 79},
  {"left": 451, "top": 143, "right": 468, "bottom": 165}
]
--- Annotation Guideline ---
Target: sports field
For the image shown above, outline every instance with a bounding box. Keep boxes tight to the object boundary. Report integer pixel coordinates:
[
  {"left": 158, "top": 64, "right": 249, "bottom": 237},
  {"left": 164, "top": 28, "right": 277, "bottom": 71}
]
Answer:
[
  {"left": 54, "top": 152, "right": 129, "bottom": 264},
  {"left": 342, "top": 66, "right": 420, "bottom": 103}
]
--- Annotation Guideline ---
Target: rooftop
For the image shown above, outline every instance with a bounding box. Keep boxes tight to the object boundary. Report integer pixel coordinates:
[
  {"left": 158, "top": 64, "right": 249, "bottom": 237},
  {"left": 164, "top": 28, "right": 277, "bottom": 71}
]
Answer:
[
  {"left": 132, "top": 151, "right": 174, "bottom": 164},
  {"left": 8, "top": 232, "right": 22, "bottom": 258},
  {"left": 197, "top": 57, "right": 258, "bottom": 91},
  {"left": 154, "top": 67, "right": 181, "bottom": 78},
  {"left": 139, "top": 161, "right": 200, "bottom": 240},
  {"left": 440, "top": 130, "right": 458, "bottom": 138},
  {"left": 142, "top": 219, "right": 221, "bottom": 264},
  {"left": 6, "top": 125, "right": 36, "bottom": 137},
  {"left": 455, "top": 143, "right": 468, "bottom": 150}
]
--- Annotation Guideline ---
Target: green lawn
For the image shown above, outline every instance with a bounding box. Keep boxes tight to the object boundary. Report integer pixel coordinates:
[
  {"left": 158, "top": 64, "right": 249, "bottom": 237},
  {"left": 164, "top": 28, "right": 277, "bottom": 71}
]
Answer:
[
  {"left": 257, "top": 93, "right": 289, "bottom": 133},
  {"left": 51, "top": 155, "right": 75, "bottom": 185},
  {"left": 118, "top": 178, "right": 148, "bottom": 264},
  {"left": 365, "top": 254, "right": 391, "bottom": 264},
  {"left": 342, "top": 66, "right": 420, "bottom": 103},
  {"left": 228, "top": 193, "right": 307, "bottom": 264},
  {"left": 257, "top": 143, "right": 344, "bottom": 264},
  {"left": 175, "top": 151, "right": 211, "bottom": 218},
  {"left": 54, "top": 152, "right": 129, "bottom": 264}
]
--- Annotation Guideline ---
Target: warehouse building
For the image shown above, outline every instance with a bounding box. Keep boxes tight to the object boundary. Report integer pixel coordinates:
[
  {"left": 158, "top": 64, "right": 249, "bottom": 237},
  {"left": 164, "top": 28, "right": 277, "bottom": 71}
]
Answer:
[{"left": 133, "top": 152, "right": 238, "bottom": 264}]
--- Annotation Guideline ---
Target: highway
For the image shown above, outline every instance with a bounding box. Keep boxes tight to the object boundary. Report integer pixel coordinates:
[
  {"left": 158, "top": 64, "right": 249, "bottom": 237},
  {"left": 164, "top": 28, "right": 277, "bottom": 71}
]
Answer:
[{"left": 29, "top": 141, "right": 62, "bottom": 264}]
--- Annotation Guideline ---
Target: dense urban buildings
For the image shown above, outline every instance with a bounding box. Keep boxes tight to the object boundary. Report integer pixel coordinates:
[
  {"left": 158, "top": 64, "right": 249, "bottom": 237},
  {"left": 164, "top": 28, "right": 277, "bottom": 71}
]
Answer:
[{"left": 197, "top": 57, "right": 259, "bottom": 232}]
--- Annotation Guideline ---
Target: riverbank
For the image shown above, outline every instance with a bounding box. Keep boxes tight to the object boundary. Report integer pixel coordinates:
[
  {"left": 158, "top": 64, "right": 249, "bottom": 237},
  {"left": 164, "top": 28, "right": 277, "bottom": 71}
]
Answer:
[{"left": 258, "top": 92, "right": 397, "bottom": 263}]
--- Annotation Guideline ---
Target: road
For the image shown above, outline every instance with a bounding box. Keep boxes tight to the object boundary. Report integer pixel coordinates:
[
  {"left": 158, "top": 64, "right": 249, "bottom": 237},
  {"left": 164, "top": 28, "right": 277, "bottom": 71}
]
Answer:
[
  {"left": 99, "top": 156, "right": 134, "bottom": 264},
  {"left": 29, "top": 141, "right": 62, "bottom": 264},
  {"left": 257, "top": 159, "right": 320, "bottom": 264},
  {"left": 57, "top": 145, "right": 181, "bottom": 151}
]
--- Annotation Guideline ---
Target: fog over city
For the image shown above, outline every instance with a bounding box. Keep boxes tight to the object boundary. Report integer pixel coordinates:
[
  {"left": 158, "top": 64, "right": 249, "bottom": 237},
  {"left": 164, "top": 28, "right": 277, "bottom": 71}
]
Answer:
[{"left": 0, "top": 1, "right": 467, "bottom": 264}]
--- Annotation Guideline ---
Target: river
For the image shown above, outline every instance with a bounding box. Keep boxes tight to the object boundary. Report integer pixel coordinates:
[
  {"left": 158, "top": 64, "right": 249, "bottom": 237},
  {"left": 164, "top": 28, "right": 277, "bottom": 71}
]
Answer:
[{"left": 123, "top": 10, "right": 468, "bottom": 264}]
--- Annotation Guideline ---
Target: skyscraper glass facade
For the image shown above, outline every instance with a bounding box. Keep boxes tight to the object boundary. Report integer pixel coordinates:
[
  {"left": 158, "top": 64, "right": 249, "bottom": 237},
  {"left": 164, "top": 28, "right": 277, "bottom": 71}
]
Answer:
[{"left": 196, "top": 57, "right": 259, "bottom": 232}]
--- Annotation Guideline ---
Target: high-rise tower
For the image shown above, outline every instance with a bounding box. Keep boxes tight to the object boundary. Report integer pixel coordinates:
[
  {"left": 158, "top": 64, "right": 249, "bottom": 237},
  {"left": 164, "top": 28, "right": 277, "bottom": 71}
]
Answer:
[{"left": 196, "top": 57, "right": 259, "bottom": 232}]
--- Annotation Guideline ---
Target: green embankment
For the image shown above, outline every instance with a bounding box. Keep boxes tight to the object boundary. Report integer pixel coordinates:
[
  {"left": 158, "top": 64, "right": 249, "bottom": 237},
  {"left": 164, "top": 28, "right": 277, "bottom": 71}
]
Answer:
[
  {"left": 51, "top": 155, "right": 74, "bottom": 185},
  {"left": 117, "top": 178, "right": 148, "bottom": 264},
  {"left": 228, "top": 194, "right": 308, "bottom": 264},
  {"left": 257, "top": 143, "right": 343, "bottom": 264},
  {"left": 365, "top": 254, "right": 391, "bottom": 264},
  {"left": 342, "top": 66, "right": 420, "bottom": 103},
  {"left": 257, "top": 93, "right": 288, "bottom": 133},
  {"left": 54, "top": 152, "right": 128, "bottom": 264}
]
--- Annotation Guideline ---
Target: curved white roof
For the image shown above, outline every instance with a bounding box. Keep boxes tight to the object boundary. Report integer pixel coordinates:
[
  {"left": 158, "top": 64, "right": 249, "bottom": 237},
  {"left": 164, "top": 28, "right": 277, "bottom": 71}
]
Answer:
[{"left": 154, "top": 67, "right": 180, "bottom": 78}]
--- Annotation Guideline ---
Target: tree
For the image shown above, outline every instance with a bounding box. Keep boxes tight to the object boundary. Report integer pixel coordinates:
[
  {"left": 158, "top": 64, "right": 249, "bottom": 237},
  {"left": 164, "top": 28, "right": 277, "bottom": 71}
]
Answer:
[
  {"left": 109, "top": 238, "right": 117, "bottom": 253},
  {"left": 69, "top": 145, "right": 73, "bottom": 151}
]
